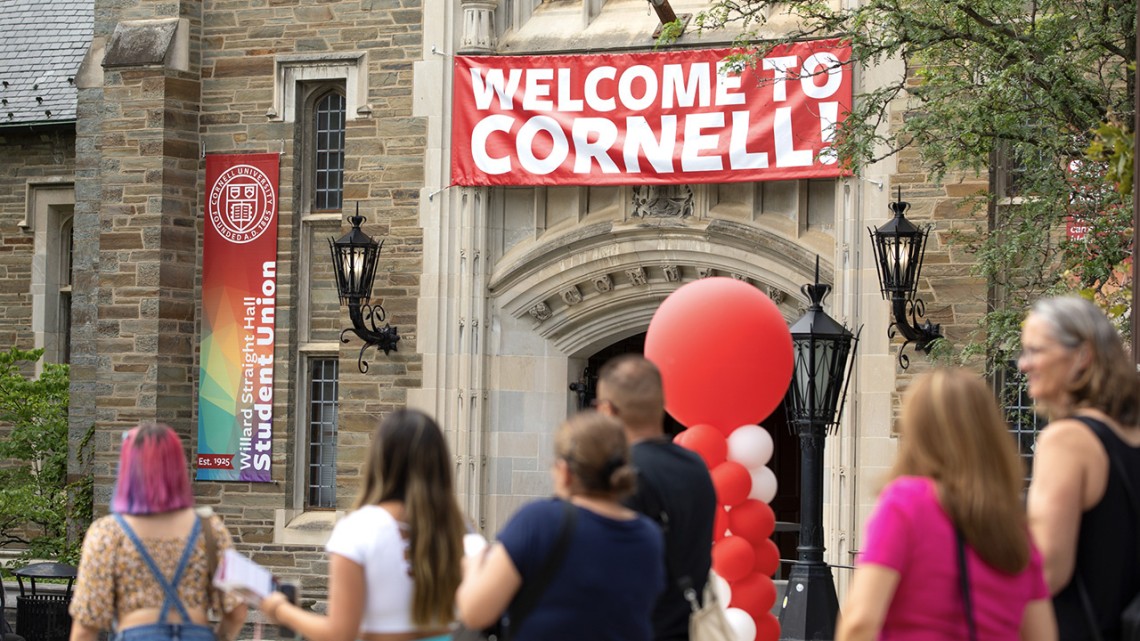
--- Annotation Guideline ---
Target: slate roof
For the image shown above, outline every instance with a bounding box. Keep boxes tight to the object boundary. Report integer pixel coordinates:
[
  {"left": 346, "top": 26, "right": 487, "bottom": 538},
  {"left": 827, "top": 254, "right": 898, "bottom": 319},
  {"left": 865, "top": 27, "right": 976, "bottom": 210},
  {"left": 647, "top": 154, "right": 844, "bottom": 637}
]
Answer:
[{"left": 0, "top": 0, "right": 93, "bottom": 127}]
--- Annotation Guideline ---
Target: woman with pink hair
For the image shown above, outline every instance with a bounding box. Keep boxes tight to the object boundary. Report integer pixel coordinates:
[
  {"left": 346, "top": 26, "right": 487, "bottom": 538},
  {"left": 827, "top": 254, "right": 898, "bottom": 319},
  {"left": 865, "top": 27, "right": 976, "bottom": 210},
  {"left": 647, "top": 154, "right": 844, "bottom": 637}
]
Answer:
[{"left": 69, "top": 423, "right": 248, "bottom": 641}]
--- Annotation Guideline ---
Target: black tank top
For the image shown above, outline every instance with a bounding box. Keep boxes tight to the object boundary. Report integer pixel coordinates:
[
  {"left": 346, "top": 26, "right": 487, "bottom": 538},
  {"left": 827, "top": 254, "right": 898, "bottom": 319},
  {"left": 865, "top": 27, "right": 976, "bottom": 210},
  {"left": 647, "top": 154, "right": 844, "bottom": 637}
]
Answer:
[{"left": 1053, "top": 417, "right": 1140, "bottom": 641}]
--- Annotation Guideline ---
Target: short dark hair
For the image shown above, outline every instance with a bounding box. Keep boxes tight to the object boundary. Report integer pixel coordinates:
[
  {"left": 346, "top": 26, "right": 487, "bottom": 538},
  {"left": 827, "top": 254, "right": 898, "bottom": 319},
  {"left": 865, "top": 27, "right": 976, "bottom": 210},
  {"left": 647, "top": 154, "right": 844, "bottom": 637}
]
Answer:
[{"left": 596, "top": 355, "right": 665, "bottom": 428}]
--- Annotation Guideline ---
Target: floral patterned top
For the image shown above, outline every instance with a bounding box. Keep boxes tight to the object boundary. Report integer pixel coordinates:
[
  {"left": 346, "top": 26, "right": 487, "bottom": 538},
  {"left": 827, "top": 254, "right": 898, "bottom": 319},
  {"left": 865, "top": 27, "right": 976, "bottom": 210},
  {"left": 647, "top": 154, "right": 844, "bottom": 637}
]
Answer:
[{"left": 69, "top": 513, "right": 244, "bottom": 630}]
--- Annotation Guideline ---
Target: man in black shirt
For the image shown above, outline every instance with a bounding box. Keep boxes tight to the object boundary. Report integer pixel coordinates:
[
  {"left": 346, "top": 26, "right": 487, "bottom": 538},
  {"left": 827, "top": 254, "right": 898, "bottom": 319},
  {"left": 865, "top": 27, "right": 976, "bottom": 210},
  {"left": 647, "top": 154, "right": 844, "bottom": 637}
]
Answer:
[{"left": 596, "top": 355, "right": 718, "bottom": 641}]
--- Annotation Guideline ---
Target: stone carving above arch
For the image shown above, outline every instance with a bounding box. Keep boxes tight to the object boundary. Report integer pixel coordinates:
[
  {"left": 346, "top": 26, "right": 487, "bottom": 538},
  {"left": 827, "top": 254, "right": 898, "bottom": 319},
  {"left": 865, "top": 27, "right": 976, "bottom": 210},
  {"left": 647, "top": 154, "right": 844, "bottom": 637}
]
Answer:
[
  {"left": 561, "top": 286, "right": 583, "bottom": 305},
  {"left": 491, "top": 226, "right": 832, "bottom": 357},
  {"left": 632, "top": 184, "right": 694, "bottom": 218},
  {"left": 528, "top": 302, "right": 552, "bottom": 321}
]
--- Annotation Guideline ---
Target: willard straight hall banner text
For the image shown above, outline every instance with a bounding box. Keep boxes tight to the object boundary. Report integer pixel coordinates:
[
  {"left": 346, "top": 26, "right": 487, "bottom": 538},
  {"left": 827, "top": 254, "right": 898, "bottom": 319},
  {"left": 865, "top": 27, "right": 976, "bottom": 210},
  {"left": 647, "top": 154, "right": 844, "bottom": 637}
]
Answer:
[
  {"left": 451, "top": 40, "right": 852, "bottom": 187},
  {"left": 196, "top": 153, "right": 280, "bottom": 482}
]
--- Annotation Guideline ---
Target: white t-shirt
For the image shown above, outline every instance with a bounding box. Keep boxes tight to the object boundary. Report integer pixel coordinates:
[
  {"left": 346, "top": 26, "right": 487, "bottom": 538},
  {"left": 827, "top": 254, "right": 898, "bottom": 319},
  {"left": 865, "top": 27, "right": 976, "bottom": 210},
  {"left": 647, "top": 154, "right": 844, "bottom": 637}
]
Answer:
[{"left": 325, "top": 505, "right": 416, "bottom": 633}]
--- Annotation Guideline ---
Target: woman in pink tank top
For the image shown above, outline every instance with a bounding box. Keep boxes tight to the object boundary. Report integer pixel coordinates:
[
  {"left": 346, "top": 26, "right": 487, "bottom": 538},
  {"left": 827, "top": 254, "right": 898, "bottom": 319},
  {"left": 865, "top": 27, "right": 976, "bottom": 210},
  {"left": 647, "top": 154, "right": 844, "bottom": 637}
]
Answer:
[{"left": 836, "top": 369, "right": 1056, "bottom": 641}]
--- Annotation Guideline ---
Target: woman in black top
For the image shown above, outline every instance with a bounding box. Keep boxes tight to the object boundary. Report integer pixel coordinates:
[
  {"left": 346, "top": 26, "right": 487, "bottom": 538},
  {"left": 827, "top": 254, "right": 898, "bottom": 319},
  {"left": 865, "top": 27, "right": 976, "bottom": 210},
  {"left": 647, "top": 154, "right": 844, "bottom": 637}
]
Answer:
[{"left": 1021, "top": 296, "right": 1140, "bottom": 640}]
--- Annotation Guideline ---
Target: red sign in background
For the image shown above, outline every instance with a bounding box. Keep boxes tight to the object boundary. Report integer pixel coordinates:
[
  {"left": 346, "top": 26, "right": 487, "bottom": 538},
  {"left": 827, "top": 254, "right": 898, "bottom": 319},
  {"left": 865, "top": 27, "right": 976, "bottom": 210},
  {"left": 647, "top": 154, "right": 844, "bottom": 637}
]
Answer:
[
  {"left": 452, "top": 40, "right": 852, "bottom": 187},
  {"left": 197, "top": 153, "right": 280, "bottom": 482}
]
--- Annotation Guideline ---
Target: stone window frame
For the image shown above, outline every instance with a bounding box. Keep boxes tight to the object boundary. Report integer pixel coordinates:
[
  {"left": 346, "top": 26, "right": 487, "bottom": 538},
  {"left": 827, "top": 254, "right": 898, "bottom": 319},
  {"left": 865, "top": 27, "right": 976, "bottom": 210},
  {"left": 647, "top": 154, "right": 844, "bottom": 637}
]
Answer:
[
  {"left": 275, "top": 344, "right": 344, "bottom": 545},
  {"left": 267, "top": 53, "right": 370, "bottom": 124},
  {"left": 274, "top": 202, "right": 345, "bottom": 542},
  {"left": 22, "top": 181, "right": 75, "bottom": 367}
]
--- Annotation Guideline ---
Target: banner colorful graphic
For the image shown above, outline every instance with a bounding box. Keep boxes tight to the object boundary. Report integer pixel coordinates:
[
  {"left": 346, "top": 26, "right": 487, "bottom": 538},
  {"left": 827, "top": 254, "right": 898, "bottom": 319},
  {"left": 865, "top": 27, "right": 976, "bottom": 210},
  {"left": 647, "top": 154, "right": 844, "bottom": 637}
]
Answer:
[
  {"left": 196, "top": 153, "right": 279, "bottom": 482},
  {"left": 451, "top": 40, "right": 852, "bottom": 186}
]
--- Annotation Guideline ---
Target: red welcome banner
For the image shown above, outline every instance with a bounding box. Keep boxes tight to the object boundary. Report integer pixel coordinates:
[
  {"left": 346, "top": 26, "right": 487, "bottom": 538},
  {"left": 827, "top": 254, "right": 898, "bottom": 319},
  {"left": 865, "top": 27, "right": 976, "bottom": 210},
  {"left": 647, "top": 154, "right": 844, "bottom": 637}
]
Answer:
[
  {"left": 197, "top": 153, "right": 279, "bottom": 482},
  {"left": 451, "top": 40, "right": 852, "bottom": 186}
]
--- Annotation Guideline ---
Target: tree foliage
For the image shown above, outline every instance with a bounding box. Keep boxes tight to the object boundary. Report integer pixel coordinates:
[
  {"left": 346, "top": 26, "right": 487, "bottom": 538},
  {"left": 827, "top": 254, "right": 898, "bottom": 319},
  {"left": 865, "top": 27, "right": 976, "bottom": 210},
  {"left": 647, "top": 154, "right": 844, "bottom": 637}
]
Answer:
[
  {"left": 0, "top": 347, "right": 89, "bottom": 565},
  {"left": 690, "top": 0, "right": 1136, "bottom": 363}
]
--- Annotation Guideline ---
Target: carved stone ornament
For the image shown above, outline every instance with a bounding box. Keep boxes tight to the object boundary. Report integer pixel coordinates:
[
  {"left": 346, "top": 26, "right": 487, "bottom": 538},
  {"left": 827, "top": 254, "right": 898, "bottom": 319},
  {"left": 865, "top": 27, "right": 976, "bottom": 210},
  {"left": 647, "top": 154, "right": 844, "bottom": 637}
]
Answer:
[
  {"left": 528, "top": 302, "right": 552, "bottom": 321},
  {"left": 697, "top": 267, "right": 715, "bottom": 279},
  {"left": 631, "top": 184, "right": 694, "bottom": 218},
  {"left": 561, "top": 286, "right": 583, "bottom": 305},
  {"left": 594, "top": 275, "right": 613, "bottom": 293},
  {"left": 458, "top": 0, "right": 498, "bottom": 53},
  {"left": 766, "top": 286, "right": 786, "bottom": 304},
  {"left": 663, "top": 265, "right": 681, "bottom": 282},
  {"left": 626, "top": 267, "right": 648, "bottom": 286},
  {"left": 731, "top": 273, "right": 748, "bottom": 282}
]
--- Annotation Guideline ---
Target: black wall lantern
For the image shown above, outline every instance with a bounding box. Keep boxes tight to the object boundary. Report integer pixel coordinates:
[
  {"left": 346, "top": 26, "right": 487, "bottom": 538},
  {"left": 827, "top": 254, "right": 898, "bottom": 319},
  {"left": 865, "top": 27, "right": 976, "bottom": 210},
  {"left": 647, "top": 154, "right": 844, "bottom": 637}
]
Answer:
[
  {"left": 329, "top": 205, "right": 399, "bottom": 373},
  {"left": 868, "top": 189, "right": 943, "bottom": 369},
  {"left": 779, "top": 258, "right": 859, "bottom": 641}
]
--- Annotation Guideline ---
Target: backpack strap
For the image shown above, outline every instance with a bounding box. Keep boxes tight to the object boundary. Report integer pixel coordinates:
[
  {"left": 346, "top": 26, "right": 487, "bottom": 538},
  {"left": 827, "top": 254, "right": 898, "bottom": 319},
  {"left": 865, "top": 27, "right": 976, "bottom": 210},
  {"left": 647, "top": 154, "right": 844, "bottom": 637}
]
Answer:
[
  {"left": 955, "top": 529, "right": 977, "bottom": 641},
  {"left": 114, "top": 513, "right": 201, "bottom": 625},
  {"left": 197, "top": 510, "right": 218, "bottom": 611},
  {"left": 506, "top": 500, "right": 578, "bottom": 633}
]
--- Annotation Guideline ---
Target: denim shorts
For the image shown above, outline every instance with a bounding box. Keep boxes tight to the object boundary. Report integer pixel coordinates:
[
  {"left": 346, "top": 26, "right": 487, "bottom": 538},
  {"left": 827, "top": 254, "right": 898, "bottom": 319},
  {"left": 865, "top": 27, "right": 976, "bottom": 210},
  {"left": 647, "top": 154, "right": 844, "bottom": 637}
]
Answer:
[{"left": 113, "top": 623, "right": 216, "bottom": 641}]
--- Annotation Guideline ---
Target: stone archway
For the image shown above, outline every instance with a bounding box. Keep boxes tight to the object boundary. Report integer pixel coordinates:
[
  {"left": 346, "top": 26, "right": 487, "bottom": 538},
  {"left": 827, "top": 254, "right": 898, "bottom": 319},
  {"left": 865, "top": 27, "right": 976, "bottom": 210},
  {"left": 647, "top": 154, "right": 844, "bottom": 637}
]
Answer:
[{"left": 482, "top": 224, "right": 821, "bottom": 561}]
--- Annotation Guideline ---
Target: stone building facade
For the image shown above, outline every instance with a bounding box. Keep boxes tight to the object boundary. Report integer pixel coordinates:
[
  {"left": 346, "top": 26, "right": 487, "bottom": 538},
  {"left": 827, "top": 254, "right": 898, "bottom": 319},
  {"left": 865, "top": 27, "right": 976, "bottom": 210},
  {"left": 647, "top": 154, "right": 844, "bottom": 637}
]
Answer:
[{"left": 0, "top": 0, "right": 991, "bottom": 609}]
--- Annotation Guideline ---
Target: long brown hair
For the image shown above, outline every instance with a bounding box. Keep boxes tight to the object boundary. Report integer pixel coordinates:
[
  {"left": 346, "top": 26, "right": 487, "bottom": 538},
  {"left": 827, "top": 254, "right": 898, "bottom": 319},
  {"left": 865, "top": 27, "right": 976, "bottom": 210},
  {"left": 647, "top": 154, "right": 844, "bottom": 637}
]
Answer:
[
  {"left": 354, "top": 409, "right": 465, "bottom": 627},
  {"left": 1029, "top": 296, "right": 1140, "bottom": 425},
  {"left": 888, "top": 369, "right": 1029, "bottom": 574}
]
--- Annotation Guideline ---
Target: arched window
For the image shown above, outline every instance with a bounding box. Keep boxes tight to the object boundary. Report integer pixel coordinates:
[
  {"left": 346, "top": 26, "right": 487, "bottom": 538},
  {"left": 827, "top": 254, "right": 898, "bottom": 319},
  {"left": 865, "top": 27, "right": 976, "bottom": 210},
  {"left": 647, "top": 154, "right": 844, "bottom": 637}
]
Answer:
[{"left": 313, "top": 91, "right": 346, "bottom": 212}]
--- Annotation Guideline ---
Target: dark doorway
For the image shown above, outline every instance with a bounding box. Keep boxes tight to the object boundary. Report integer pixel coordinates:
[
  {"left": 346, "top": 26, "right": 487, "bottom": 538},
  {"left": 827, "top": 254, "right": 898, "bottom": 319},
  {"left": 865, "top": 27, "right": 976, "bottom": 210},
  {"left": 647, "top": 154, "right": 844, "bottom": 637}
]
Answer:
[{"left": 571, "top": 332, "right": 801, "bottom": 573}]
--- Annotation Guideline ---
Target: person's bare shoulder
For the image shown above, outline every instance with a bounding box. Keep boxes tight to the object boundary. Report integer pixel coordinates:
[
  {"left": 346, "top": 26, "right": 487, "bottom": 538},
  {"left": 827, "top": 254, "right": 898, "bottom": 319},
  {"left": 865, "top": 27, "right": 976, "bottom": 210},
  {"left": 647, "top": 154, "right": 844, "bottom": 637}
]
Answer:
[{"left": 1037, "top": 418, "right": 1103, "bottom": 453}]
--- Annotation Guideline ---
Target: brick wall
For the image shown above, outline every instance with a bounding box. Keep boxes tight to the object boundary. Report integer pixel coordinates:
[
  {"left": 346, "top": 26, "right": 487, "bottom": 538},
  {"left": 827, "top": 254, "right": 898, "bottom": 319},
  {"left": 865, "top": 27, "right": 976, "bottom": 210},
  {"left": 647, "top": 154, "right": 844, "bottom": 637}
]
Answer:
[
  {"left": 0, "top": 126, "right": 75, "bottom": 352},
  {"left": 73, "top": 0, "right": 427, "bottom": 604}
]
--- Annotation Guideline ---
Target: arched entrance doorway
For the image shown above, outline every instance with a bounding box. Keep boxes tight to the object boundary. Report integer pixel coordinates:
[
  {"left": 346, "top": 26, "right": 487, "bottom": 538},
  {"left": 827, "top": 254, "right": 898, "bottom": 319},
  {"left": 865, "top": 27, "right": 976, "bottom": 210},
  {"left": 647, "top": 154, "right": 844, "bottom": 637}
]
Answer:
[{"left": 570, "top": 332, "right": 801, "bottom": 575}]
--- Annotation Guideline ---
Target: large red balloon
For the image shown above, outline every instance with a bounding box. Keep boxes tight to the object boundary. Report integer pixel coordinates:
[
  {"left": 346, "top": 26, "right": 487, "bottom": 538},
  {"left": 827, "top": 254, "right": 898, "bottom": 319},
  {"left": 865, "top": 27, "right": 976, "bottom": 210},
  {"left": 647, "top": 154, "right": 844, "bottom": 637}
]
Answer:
[
  {"left": 728, "top": 499, "right": 776, "bottom": 545},
  {"left": 753, "top": 538, "right": 781, "bottom": 577},
  {"left": 729, "top": 572, "right": 778, "bottom": 619},
  {"left": 645, "top": 277, "right": 793, "bottom": 432},
  {"left": 711, "top": 461, "right": 752, "bottom": 507},
  {"left": 711, "top": 536, "right": 755, "bottom": 582},
  {"left": 680, "top": 424, "right": 727, "bottom": 468},
  {"left": 755, "top": 612, "right": 781, "bottom": 641}
]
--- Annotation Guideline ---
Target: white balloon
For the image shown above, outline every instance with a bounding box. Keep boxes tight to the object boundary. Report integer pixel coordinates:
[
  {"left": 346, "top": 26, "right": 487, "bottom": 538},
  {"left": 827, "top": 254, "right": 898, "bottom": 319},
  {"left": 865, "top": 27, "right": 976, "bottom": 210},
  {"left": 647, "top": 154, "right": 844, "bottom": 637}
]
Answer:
[
  {"left": 728, "top": 425, "right": 775, "bottom": 469},
  {"left": 748, "top": 465, "right": 778, "bottom": 504},
  {"left": 711, "top": 571, "right": 732, "bottom": 606},
  {"left": 725, "top": 607, "right": 758, "bottom": 641}
]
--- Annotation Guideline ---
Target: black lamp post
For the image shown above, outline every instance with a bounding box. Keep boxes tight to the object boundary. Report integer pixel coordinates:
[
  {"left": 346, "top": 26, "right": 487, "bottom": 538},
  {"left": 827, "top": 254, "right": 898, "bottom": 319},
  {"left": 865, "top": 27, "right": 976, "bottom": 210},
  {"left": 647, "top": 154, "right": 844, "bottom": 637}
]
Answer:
[
  {"left": 868, "top": 189, "right": 942, "bottom": 369},
  {"left": 779, "top": 258, "right": 859, "bottom": 641},
  {"left": 329, "top": 204, "right": 399, "bottom": 373}
]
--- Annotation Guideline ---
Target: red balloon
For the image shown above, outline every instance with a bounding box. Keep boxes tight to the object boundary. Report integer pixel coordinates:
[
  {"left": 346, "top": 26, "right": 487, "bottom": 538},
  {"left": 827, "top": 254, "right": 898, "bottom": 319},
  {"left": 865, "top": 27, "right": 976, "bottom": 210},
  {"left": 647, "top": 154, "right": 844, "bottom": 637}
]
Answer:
[
  {"left": 711, "top": 536, "right": 755, "bottom": 583},
  {"left": 753, "top": 538, "right": 781, "bottom": 577},
  {"left": 728, "top": 499, "right": 776, "bottom": 545},
  {"left": 729, "top": 572, "right": 778, "bottom": 619},
  {"left": 755, "top": 612, "right": 781, "bottom": 641},
  {"left": 645, "top": 277, "right": 793, "bottom": 432},
  {"left": 680, "top": 424, "right": 727, "bottom": 468},
  {"left": 713, "top": 505, "right": 730, "bottom": 542},
  {"left": 711, "top": 461, "right": 752, "bottom": 507}
]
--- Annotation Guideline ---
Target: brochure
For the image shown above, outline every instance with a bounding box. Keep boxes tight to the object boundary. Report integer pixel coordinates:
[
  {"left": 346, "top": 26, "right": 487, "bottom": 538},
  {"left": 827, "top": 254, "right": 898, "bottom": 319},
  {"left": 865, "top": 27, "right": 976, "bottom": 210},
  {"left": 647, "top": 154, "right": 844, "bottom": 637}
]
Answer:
[{"left": 214, "top": 548, "right": 275, "bottom": 603}]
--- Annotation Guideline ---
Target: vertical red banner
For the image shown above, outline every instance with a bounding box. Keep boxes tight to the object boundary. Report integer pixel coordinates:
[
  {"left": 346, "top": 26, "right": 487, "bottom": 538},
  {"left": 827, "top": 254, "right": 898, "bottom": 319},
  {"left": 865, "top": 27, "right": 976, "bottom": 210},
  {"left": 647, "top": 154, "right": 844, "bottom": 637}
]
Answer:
[{"left": 197, "top": 153, "right": 279, "bottom": 482}]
